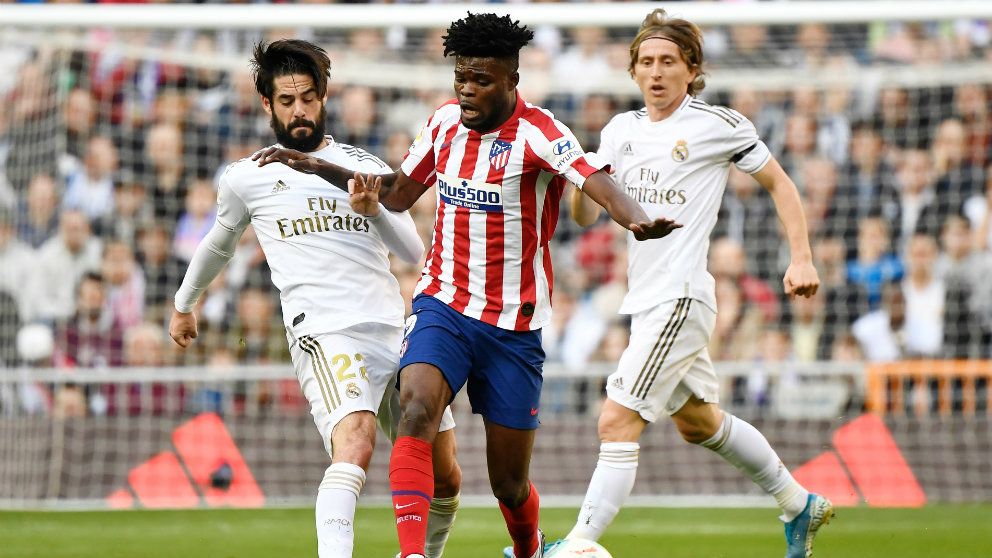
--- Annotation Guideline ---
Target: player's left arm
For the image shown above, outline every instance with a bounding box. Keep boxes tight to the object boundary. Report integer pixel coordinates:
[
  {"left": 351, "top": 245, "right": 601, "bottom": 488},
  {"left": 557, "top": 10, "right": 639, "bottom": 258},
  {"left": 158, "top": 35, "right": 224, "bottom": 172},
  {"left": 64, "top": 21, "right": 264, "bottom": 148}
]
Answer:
[
  {"left": 349, "top": 173, "right": 425, "bottom": 265},
  {"left": 581, "top": 170, "right": 682, "bottom": 240},
  {"left": 752, "top": 157, "right": 820, "bottom": 298}
]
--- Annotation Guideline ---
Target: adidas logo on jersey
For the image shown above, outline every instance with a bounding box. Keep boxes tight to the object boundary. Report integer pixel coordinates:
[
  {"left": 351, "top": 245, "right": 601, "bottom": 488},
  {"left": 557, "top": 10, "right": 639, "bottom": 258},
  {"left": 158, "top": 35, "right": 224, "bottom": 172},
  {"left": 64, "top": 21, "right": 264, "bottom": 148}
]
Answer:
[
  {"left": 271, "top": 180, "right": 290, "bottom": 194},
  {"left": 623, "top": 144, "right": 634, "bottom": 156}
]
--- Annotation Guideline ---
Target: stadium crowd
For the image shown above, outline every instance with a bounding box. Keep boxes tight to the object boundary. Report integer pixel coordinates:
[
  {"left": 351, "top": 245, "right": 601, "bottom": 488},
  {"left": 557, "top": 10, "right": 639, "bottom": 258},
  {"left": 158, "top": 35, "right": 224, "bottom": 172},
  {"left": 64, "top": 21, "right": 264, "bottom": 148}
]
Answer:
[{"left": 2, "top": 12, "right": 992, "bottom": 417}]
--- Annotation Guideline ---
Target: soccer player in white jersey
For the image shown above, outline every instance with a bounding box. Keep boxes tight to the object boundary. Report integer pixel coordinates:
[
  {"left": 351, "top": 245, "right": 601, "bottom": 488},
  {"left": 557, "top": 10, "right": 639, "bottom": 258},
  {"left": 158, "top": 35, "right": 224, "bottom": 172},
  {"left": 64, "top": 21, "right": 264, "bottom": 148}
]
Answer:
[
  {"left": 564, "top": 9, "right": 833, "bottom": 558},
  {"left": 253, "top": 14, "right": 680, "bottom": 558},
  {"left": 168, "top": 40, "right": 462, "bottom": 558}
]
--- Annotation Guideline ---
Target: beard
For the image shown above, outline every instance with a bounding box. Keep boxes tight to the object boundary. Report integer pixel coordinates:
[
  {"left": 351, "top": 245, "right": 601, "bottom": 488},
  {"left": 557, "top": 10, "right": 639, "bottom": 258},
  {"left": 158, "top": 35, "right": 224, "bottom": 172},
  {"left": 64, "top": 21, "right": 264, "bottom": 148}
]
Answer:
[{"left": 270, "top": 106, "right": 327, "bottom": 152}]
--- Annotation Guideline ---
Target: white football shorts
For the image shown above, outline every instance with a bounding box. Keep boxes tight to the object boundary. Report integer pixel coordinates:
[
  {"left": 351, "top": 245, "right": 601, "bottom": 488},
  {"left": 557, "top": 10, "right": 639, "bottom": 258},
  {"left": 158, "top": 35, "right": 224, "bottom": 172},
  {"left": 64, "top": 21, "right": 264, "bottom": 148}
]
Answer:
[
  {"left": 288, "top": 322, "right": 454, "bottom": 459},
  {"left": 605, "top": 297, "right": 720, "bottom": 422}
]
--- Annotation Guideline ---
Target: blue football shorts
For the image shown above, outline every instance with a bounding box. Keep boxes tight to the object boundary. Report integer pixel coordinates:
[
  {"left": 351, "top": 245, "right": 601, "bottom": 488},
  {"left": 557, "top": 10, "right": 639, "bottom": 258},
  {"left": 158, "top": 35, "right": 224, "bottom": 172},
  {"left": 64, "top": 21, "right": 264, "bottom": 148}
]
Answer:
[{"left": 399, "top": 294, "right": 545, "bottom": 430}]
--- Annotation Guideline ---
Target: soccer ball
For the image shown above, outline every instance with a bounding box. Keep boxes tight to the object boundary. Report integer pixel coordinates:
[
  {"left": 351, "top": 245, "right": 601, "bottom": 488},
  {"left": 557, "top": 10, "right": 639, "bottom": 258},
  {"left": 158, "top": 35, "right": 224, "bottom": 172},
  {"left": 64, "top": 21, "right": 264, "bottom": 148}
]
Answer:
[{"left": 544, "top": 538, "right": 613, "bottom": 558}]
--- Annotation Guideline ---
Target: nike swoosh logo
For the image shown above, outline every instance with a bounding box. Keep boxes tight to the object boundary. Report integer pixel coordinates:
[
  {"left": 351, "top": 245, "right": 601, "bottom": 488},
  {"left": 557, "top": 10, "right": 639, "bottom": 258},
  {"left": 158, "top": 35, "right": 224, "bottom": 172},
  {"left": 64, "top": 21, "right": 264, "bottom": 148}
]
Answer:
[
  {"left": 394, "top": 502, "right": 416, "bottom": 510},
  {"left": 440, "top": 142, "right": 452, "bottom": 149},
  {"left": 531, "top": 408, "right": 538, "bottom": 416}
]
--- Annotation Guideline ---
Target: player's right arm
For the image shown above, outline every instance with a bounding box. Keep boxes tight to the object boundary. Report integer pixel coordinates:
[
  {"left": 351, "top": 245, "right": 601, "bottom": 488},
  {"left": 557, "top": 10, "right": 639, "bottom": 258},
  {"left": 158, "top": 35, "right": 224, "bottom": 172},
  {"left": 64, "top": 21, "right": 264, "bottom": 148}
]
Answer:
[
  {"left": 252, "top": 148, "right": 428, "bottom": 212},
  {"left": 170, "top": 171, "right": 250, "bottom": 348}
]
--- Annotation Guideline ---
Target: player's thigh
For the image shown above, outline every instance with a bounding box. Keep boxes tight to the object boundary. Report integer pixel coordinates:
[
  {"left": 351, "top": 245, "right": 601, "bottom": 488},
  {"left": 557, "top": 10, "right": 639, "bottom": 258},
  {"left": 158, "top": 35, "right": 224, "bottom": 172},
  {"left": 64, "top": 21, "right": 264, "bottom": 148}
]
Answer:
[
  {"left": 290, "top": 325, "right": 399, "bottom": 458},
  {"left": 466, "top": 324, "right": 544, "bottom": 430},
  {"left": 399, "top": 295, "right": 474, "bottom": 401},
  {"left": 605, "top": 298, "right": 715, "bottom": 423}
]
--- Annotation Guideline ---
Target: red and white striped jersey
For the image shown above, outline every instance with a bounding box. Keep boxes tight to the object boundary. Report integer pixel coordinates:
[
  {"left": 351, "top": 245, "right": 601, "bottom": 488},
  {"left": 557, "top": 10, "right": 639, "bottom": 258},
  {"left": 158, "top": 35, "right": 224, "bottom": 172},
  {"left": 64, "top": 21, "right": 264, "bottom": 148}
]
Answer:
[{"left": 401, "top": 91, "right": 607, "bottom": 331}]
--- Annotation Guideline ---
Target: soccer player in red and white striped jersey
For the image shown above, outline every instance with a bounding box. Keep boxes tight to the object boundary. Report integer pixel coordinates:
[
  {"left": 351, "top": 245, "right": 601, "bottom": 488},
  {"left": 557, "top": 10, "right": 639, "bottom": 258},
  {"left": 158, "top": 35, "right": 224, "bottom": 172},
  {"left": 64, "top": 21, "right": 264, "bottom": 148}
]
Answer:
[{"left": 255, "top": 13, "right": 679, "bottom": 558}]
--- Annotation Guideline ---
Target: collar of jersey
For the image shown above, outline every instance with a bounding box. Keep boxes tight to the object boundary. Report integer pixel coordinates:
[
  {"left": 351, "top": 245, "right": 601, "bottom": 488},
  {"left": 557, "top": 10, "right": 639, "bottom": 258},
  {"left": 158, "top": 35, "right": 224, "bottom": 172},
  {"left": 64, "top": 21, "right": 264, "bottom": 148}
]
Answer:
[{"left": 643, "top": 95, "right": 692, "bottom": 127}]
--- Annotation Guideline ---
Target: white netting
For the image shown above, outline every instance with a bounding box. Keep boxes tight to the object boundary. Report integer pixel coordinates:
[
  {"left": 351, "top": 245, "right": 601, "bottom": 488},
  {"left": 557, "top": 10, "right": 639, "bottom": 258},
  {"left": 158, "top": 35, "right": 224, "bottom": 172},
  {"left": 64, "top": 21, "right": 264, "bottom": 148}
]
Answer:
[{"left": 1, "top": 1, "right": 991, "bottom": 509}]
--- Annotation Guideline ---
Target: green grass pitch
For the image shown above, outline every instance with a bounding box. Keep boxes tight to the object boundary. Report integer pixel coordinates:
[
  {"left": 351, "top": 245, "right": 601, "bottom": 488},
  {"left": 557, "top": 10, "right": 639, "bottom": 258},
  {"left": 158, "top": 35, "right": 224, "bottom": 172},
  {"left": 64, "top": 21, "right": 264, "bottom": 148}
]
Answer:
[{"left": 2, "top": 504, "right": 990, "bottom": 557}]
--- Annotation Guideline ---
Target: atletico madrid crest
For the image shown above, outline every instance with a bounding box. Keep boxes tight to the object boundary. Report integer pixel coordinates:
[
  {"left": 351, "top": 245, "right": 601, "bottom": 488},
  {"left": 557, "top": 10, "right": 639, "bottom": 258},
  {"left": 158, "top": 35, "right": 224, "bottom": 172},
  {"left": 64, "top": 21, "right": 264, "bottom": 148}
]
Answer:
[{"left": 489, "top": 140, "right": 512, "bottom": 170}]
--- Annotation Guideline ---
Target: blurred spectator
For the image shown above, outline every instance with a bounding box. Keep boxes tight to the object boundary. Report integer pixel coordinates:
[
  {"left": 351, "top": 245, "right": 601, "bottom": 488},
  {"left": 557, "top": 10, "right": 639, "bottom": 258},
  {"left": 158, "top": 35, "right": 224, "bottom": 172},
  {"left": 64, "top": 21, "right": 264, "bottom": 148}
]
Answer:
[
  {"left": 143, "top": 122, "right": 193, "bottom": 225},
  {"left": 778, "top": 112, "right": 821, "bottom": 187},
  {"left": 136, "top": 221, "right": 188, "bottom": 321},
  {"left": 35, "top": 211, "right": 103, "bottom": 324},
  {"left": 551, "top": 26, "right": 612, "bottom": 101},
  {"left": 936, "top": 215, "right": 990, "bottom": 357},
  {"left": 172, "top": 178, "right": 216, "bottom": 262},
  {"left": 788, "top": 291, "right": 826, "bottom": 363},
  {"left": 107, "top": 177, "right": 150, "bottom": 246},
  {"left": 16, "top": 172, "right": 60, "bottom": 249},
  {"left": 813, "top": 236, "right": 870, "bottom": 360},
  {"left": 101, "top": 239, "right": 145, "bottom": 330},
  {"left": 893, "top": 148, "right": 937, "bottom": 248},
  {"left": 110, "top": 322, "right": 185, "bottom": 416},
  {"left": 0, "top": 205, "right": 38, "bottom": 323},
  {"left": 3, "top": 60, "right": 59, "bottom": 195},
  {"left": 846, "top": 216, "right": 904, "bottom": 309},
  {"left": 801, "top": 157, "right": 840, "bottom": 240},
  {"left": 227, "top": 286, "right": 287, "bottom": 365},
  {"left": 900, "top": 233, "right": 945, "bottom": 357},
  {"left": 63, "top": 87, "right": 98, "bottom": 164},
  {"left": 718, "top": 24, "right": 780, "bottom": 68},
  {"left": 712, "top": 166, "right": 782, "bottom": 283},
  {"left": 875, "top": 87, "right": 932, "bottom": 153},
  {"left": 571, "top": 94, "right": 616, "bottom": 152},
  {"left": 332, "top": 85, "right": 384, "bottom": 151},
  {"left": 382, "top": 129, "right": 414, "bottom": 171},
  {"left": 53, "top": 272, "right": 125, "bottom": 369},
  {"left": 708, "top": 236, "right": 780, "bottom": 322},
  {"left": 851, "top": 282, "right": 906, "bottom": 362},
  {"left": 925, "top": 117, "right": 986, "bottom": 236},
  {"left": 62, "top": 135, "right": 119, "bottom": 232},
  {"left": 832, "top": 119, "right": 901, "bottom": 259},
  {"left": 951, "top": 82, "right": 992, "bottom": 169},
  {"left": 709, "top": 275, "right": 765, "bottom": 361},
  {"left": 786, "top": 23, "right": 833, "bottom": 70}
]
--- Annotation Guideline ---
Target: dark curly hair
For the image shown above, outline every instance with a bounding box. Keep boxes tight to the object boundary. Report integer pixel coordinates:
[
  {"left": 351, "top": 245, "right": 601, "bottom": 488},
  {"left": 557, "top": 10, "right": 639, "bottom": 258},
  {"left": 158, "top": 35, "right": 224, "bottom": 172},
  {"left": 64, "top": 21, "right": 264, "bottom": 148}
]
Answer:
[
  {"left": 250, "top": 39, "right": 331, "bottom": 101},
  {"left": 443, "top": 12, "right": 534, "bottom": 70}
]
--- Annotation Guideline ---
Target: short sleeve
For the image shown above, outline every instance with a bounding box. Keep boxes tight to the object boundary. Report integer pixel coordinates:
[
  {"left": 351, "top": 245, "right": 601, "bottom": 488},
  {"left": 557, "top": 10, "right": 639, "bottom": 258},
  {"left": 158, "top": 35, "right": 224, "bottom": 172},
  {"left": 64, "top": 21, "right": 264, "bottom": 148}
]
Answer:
[
  {"left": 215, "top": 168, "right": 251, "bottom": 232},
  {"left": 726, "top": 112, "right": 772, "bottom": 174}
]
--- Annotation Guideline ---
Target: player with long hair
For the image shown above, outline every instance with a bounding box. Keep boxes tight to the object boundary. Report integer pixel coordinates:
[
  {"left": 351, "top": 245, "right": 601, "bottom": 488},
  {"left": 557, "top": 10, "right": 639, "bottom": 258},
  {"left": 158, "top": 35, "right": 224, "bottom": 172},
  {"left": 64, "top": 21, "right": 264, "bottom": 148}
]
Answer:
[
  {"left": 562, "top": 9, "right": 832, "bottom": 558},
  {"left": 254, "top": 13, "right": 680, "bottom": 558},
  {"left": 169, "top": 39, "right": 461, "bottom": 558}
]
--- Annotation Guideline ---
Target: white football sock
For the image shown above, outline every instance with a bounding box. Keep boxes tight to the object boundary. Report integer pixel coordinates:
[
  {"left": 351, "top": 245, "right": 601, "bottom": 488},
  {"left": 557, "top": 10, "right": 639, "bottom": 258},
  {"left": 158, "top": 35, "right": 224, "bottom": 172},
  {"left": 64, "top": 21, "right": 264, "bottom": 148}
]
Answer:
[
  {"left": 316, "top": 462, "right": 366, "bottom": 558},
  {"left": 699, "top": 412, "right": 809, "bottom": 521},
  {"left": 567, "top": 442, "right": 639, "bottom": 541},
  {"left": 425, "top": 493, "right": 459, "bottom": 558}
]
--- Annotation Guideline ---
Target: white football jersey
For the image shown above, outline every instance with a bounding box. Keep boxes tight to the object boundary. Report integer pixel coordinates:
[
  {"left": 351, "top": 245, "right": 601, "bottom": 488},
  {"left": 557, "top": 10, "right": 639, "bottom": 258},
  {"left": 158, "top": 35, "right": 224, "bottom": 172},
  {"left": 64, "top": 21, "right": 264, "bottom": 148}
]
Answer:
[
  {"left": 599, "top": 95, "right": 772, "bottom": 314},
  {"left": 216, "top": 138, "right": 409, "bottom": 336}
]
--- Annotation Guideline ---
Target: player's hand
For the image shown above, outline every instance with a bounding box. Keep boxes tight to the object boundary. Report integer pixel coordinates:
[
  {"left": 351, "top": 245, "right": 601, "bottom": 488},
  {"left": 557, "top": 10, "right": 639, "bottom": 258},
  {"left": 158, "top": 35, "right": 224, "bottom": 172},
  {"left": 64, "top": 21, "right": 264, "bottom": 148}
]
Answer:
[
  {"left": 169, "top": 309, "right": 198, "bottom": 348},
  {"left": 629, "top": 218, "right": 682, "bottom": 241},
  {"left": 783, "top": 260, "right": 820, "bottom": 299},
  {"left": 252, "top": 147, "right": 320, "bottom": 174},
  {"left": 348, "top": 172, "right": 381, "bottom": 217}
]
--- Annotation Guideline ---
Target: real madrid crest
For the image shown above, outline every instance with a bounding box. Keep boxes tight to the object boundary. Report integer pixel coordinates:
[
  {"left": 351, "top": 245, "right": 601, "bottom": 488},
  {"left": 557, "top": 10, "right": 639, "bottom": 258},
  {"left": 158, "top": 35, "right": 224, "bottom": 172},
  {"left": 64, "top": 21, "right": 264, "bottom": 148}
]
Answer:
[
  {"left": 671, "top": 140, "right": 689, "bottom": 163},
  {"left": 346, "top": 382, "right": 362, "bottom": 399}
]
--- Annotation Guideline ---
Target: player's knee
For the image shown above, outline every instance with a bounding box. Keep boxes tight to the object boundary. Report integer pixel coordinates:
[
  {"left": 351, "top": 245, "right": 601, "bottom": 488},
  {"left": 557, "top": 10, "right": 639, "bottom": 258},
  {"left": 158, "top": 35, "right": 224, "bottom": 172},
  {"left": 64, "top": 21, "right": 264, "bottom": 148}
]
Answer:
[
  {"left": 490, "top": 477, "right": 529, "bottom": 508},
  {"left": 597, "top": 406, "right": 645, "bottom": 442},
  {"left": 434, "top": 460, "right": 462, "bottom": 498},
  {"left": 398, "top": 398, "right": 440, "bottom": 437}
]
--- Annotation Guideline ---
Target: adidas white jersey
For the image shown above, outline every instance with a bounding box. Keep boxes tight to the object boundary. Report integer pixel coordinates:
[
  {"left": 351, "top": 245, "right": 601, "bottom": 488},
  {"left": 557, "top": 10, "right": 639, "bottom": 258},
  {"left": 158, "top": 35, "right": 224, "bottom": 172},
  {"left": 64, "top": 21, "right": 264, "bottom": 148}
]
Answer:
[
  {"left": 599, "top": 95, "right": 772, "bottom": 315},
  {"left": 216, "top": 138, "right": 408, "bottom": 336}
]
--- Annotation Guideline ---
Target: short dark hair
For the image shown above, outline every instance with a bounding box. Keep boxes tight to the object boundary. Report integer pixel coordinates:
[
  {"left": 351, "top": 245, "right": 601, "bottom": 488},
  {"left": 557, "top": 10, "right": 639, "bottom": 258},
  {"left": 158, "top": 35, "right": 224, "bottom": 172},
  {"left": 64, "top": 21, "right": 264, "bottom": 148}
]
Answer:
[
  {"left": 443, "top": 12, "right": 534, "bottom": 70},
  {"left": 250, "top": 39, "right": 331, "bottom": 101}
]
